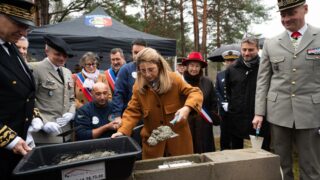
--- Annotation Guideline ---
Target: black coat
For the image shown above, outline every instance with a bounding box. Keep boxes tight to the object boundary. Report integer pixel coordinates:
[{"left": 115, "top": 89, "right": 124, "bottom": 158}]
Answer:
[
  {"left": 215, "top": 70, "right": 227, "bottom": 116},
  {"left": 225, "top": 57, "right": 267, "bottom": 139},
  {"left": 184, "top": 72, "right": 219, "bottom": 153},
  {"left": 0, "top": 43, "right": 35, "bottom": 179}
]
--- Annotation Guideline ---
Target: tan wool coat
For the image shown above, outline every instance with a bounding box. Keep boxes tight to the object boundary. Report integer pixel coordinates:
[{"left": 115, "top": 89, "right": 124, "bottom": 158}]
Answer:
[{"left": 118, "top": 72, "right": 203, "bottom": 159}]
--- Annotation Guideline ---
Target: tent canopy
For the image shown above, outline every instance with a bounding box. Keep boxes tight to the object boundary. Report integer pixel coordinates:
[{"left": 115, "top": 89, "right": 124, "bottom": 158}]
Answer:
[{"left": 28, "top": 7, "right": 176, "bottom": 71}]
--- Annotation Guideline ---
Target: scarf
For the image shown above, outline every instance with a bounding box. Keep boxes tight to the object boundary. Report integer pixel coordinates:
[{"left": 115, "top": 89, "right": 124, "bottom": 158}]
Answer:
[
  {"left": 242, "top": 56, "right": 260, "bottom": 69},
  {"left": 148, "top": 78, "right": 160, "bottom": 93},
  {"left": 82, "top": 69, "right": 100, "bottom": 89},
  {"left": 183, "top": 70, "right": 203, "bottom": 86}
]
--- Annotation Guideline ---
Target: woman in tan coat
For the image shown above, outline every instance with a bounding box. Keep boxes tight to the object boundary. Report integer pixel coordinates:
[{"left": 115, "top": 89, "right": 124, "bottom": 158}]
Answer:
[
  {"left": 73, "top": 52, "right": 112, "bottom": 108},
  {"left": 112, "top": 48, "right": 203, "bottom": 159}
]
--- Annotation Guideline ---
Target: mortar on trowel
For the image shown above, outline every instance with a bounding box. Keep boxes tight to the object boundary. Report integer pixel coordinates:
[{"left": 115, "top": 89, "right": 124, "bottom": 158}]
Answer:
[{"left": 146, "top": 115, "right": 180, "bottom": 146}]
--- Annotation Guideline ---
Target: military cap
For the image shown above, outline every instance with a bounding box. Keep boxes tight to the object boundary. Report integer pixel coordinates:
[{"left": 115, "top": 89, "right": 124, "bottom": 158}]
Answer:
[
  {"left": 182, "top": 52, "right": 208, "bottom": 68},
  {"left": 0, "top": 0, "right": 36, "bottom": 27},
  {"left": 176, "top": 57, "right": 186, "bottom": 65},
  {"left": 278, "top": 0, "right": 305, "bottom": 11},
  {"left": 44, "top": 35, "right": 73, "bottom": 57},
  {"left": 222, "top": 50, "right": 240, "bottom": 60}
]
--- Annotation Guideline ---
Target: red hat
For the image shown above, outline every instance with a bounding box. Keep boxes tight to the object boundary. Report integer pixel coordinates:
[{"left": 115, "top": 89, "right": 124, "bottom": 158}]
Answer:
[{"left": 182, "top": 52, "right": 208, "bottom": 68}]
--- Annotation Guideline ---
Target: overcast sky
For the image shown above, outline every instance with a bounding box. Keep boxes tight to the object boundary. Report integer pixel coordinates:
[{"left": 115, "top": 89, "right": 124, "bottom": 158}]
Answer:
[{"left": 251, "top": 0, "right": 320, "bottom": 38}]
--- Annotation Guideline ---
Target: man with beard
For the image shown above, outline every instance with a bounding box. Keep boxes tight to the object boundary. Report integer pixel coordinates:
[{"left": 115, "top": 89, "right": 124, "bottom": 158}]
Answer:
[
  {"left": 75, "top": 82, "right": 119, "bottom": 140},
  {"left": 225, "top": 36, "right": 270, "bottom": 150},
  {"left": 105, "top": 48, "right": 126, "bottom": 95}
]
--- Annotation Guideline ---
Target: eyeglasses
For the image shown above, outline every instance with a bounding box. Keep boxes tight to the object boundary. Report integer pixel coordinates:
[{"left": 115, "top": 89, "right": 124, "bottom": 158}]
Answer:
[
  {"left": 139, "top": 67, "right": 157, "bottom": 75},
  {"left": 85, "top": 63, "right": 97, "bottom": 67}
]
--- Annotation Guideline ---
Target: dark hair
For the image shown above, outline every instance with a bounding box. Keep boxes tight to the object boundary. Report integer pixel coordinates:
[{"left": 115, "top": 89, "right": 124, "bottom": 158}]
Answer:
[
  {"left": 241, "top": 36, "right": 259, "bottom": 49},
  {"left": 110, "top": 48, "right": 124, "bottom": 57},
  {"left": 132, "top": 38, "right": 147, "bottom": 47}
]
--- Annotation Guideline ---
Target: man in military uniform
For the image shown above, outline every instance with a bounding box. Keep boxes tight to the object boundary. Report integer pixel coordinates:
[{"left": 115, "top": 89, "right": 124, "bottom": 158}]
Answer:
[
  {"left": 30, "top": 35, "right": 76, "bottom": 144},
  {"left": 215, "top": 50, "right": 239, "bottom": 150},
  {"left": 253, "top": 0, "right": 320, "bottom": 179},
  {"left": 0, "top": 0, "right": 38, "bottom": 179}
]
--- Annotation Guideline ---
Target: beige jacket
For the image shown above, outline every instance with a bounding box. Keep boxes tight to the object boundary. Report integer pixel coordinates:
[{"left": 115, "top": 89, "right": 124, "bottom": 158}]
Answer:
[
  {"left": 255, "top": 25, "right": 320, "bottom": 129},
  {"left": 29, "top": 58, "right": 75, "bottom": 143}
]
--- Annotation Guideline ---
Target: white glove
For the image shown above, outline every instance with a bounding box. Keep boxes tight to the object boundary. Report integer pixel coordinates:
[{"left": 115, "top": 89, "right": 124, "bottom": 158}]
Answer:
[
  {"left": 42, "top": 122, "right": 62, "bottom": 135},
  {"left": 63, "top": 112, "right": 75, "bottom": 121},
  {"left": 56, "top": 113, "right": 74, "bottom": 127},
  {"left": 222, "top": 102, "right": 228, "bottom": 112},
  {"left": 56, "top": 117, "right": 69, "bottom": 127},
  {"left": 26, "top": 127, "right": 35, "bottom": 148},
  {"left": 30, "top": 117, "right": 44, "bottom": 132}
]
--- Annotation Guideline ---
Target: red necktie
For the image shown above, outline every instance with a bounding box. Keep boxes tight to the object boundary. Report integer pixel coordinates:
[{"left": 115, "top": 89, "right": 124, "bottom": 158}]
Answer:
[{"left": 291, "top": 31, "right": 302, "bottom": 40}]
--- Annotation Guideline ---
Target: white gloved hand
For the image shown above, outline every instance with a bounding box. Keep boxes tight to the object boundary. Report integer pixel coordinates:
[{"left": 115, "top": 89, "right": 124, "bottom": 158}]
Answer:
[
  {"left": 30, "top": 117, "right": 44, "bottom": 132},
  {"left": 56, "top": 113, "right": 74, "bottom": 127},
  {"left": 63, "top": 112, "right": 75, "bottom": 121},
  {"left": 222, "top": 102, "right": 228, "bottom": 112},
  {"left": 56, "top": 117, "right": 69, "bottom": 127},
  {"left": 42, "top": 122, "right": 62, "bottom": 135},
  {"left": 26, "top": 127, "right": 35, "bottom": 148}
]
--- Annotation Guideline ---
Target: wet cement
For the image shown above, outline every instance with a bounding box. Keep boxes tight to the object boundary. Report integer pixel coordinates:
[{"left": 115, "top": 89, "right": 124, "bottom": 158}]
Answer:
[
  {"left": 58, "top": 150, "right": 116, "bottom": 165},
  {"left": 147, "top": 126, "right": 178, "bottom": 146}
]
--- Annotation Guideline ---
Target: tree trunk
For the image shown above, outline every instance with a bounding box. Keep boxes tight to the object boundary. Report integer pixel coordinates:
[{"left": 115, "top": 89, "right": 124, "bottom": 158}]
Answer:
[
  {"left": 201, "top": 0, "right": 208, "bottom": 75},
  {"left": 192, "top": 0, "right": 199, "bottom": 51},
  {"left": 201, "top": 0, "right": 208, "bottom": 55},
  {"left": 34, "top": 0, "right": 49, "bottom": 26},
  {"left": 163, "top": 0, "right": 168, "bottom": 36},
  {"left": 179, "top": 0, "right": 186, "bottom": 57},
  {"left": 143, "top": 0, "right": 148, "bottom": 32},
  {"left": 216, "top": 0, "right": 221, "bottom": 48},
  {"left": 122, "top": 0, "right": 127, "bottom": 14}
]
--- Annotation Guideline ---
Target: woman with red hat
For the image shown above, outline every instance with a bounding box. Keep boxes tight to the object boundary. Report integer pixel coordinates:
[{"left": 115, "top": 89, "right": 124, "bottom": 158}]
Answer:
[{"left": 182, "top": 52, "right": 220, "bottom": 153}]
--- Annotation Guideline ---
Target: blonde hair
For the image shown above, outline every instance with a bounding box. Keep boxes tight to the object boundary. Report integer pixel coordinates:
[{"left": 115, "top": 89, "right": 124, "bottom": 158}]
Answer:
[{"left": 136, "top": 48, "right": 172, "bottom": 94}]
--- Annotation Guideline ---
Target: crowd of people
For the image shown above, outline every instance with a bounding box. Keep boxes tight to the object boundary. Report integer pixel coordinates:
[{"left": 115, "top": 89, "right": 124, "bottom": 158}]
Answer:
[{"left": 0, "top": 0, "right": 319, "bottom": 180}]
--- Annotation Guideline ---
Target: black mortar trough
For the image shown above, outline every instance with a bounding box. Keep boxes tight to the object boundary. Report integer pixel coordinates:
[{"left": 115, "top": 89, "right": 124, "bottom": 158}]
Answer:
[{"left": 13, "top": 136, "right": 141, "bottom": 180}]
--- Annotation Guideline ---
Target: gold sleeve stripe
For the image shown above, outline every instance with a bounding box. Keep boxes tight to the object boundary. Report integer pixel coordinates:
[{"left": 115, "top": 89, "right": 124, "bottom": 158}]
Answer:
[{"left": 0, "top": 125, "right": 17, "bottom": 147}]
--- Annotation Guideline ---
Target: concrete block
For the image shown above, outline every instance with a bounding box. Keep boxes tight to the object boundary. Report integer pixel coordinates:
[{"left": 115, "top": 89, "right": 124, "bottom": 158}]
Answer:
[
  {"left": 204, "top": 148, "right": 282, "bottom": 180},
  {"left": 132, "top": 154, "right": 214, "bottom": 180}
]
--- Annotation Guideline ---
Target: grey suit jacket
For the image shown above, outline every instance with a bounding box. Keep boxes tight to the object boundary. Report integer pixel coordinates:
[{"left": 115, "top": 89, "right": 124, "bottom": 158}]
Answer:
[
  {"left": 255, "top": 25, "right": 320, "bottom": 129},
  {"left": 30, "top": 58, "right": 75, "bottom": 143}
]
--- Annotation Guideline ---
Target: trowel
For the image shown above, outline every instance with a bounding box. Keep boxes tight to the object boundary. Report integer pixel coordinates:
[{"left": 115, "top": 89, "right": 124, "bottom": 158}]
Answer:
[
  {"left": 249, "top": 128, "right": 264, "bottom": 149},
  {"left": 170, "top": 114, "right": 181, "bottom": 125}
]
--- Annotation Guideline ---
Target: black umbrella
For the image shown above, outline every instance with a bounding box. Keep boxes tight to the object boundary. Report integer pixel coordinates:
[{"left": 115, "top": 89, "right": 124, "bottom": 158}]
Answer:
[{"left": 208, "top": 43, "right": 241, "bottom": 62}]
